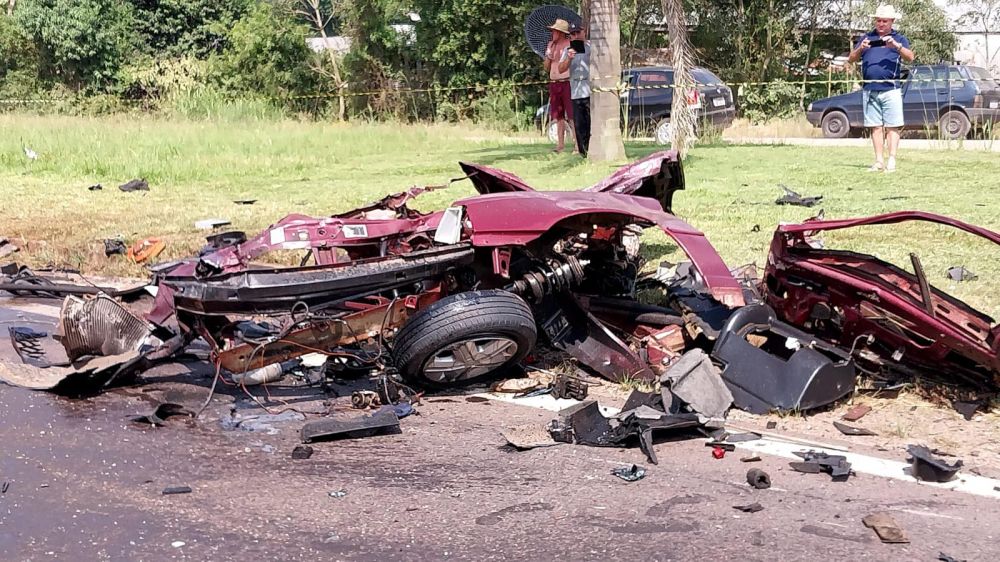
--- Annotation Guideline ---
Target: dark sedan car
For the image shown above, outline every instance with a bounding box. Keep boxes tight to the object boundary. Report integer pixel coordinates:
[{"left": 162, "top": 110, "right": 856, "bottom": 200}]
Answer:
[
  {"left": 535, "top": 66, "right": 736, "bottom": 145},
  {"left": 806, "top": 64, "right": 1000, "bottom": 139}
]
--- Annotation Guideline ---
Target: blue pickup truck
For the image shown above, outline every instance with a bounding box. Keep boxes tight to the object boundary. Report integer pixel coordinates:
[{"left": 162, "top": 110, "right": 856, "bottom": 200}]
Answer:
[{"left": 806, "top": 64, "right": 1000, "bottom": 139}]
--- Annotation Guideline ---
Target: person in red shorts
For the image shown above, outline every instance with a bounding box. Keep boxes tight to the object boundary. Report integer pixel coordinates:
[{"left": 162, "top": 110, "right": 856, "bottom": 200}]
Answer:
[{"left": 544, "top": 19, "right": 574, "bottom": 153}]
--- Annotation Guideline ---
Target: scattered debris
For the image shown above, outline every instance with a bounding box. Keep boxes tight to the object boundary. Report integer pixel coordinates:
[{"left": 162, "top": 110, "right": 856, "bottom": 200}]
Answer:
[
  {"left": 833, "top": 421, "right": 878, "bottom": 436},
  {"left": 711, "top": 446, "right": 726, "bottom": 459},
  {"left": 352, "top": 390, "right": 381, "bottom": 409},
  {"left": 465, "top": 396, "right": 490, "bottom": 403},
  {"left": 907, "top": 445, "right": 963, "bottom": 483},
  {"left": 221, "top": 410, "right": 306, "bottom": 434},
  {"left": 119, "top": 179, "right": 148, "bottom": 192},
  {"left": 790, "top": 450, "right": 852, "bottom": 481},
  {"left": 502, "top": 424, "right": 561, "bottom": 450},
  {"left": 230, "top": 362, "right": 287, "bottom": 386},
  {"left": 104, "top": 238, "right": 126, "bottom": 256},
  {"left": 611, "top": 464, "right": 647, "bottom": 482},
  {"left": 491, "top": 378, "right": 545, "bottom": 394},
  {"left": 291, "top": 445, "right": 314, "bottom": 459},
  {"left": 328, "top": 490, "right": 348, "bottom": 498},
  {"left": 195, "top": 218, "right": 232, "bottom": 230},
  {"left": 301, "top": 406, "right": 400, "bottom": 444},
  {"left": 0, "top": 238, "right": 19, "bottom": 260},
  {"left": 88, "top": 184, "right": 103, "bottom": 191},
  {"left": 951, "top": 400, "right": 982, "bottom": 421},
  {"left": 127, "top": 237, "right": 165, "bottom": 264},
  {"left": 938, "top": 552, "right": 967, "bottom": 562},
  {"left": 842, "top": 404, "right": 872, "bottom": 422},
  {"left": 746, "top": 468, "right": 771, "bottom": 489},
  {"left": 1, "top": 481, "right": 9, "bottom": 494},
  {"left": 862, "top": 512, "right": 909, "bottom": 544},
  {"left": 766, "top": 421, "right": 777, "bottom": 430},
  {"left": 706, "top": 442, "right": 735, "bottom": 452},
  {"left": 162, "top": 486, "right": 192, "bottom": 495},
  {"left": 234, "top": 199, "right": 257, "bottom": 205},
  {"left": 551, "top": 372, "right": 588, "bottom": 400},
  {"left": 946, "top": 266, "right": 977, "bottom": 282},
  {"left": 741, "top": 455, "right": 762, "bottom": 463},
  {"left": 775, "top": 184, "right": 823, "bottom": 207},
  {"left": 662, "top": 348, "right": 733, "bottom": 421},
  {"left": 130, "top": 403, "right": 195, "bottom": 426},
  {"left": 171, "top": 541, "right": 185, "bottom": 548},
  {"left": 724, "top": 432, "right": 761, "bottom": 443},
  {"left": 733, "top": 502, "right": 764, "bottom": 513}
]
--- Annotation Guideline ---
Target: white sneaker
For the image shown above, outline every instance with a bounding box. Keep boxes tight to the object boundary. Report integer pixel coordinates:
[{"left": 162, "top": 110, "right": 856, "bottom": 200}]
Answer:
[
  {"left": 885, "top": 158, "right": 896, "bottom": 173},
  {"left": 868, "top": 162, "right": 884, "bottom": 172}
]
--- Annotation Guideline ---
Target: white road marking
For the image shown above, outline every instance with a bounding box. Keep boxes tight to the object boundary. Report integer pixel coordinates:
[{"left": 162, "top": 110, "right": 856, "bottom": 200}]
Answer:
[{"left": 480, "top": 392, "right": 1000, "bottom": 500}]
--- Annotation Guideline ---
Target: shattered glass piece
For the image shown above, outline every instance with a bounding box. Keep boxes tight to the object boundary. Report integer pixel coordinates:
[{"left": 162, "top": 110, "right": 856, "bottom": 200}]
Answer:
[{"left": 611, "top": 464, "right": 647, "bottom": 482}]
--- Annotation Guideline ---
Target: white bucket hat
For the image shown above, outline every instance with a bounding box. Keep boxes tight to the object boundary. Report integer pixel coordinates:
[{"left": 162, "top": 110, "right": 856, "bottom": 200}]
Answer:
[{"left": 871, "top": 4, "right": 902, "bottom": 20}]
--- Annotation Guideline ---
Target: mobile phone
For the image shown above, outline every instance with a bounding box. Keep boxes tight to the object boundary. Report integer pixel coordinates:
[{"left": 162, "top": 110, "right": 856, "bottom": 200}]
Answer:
[
  {"left": 868, "top": 38, "right": 886, "bottom": 48},
  {"left": 570, "top": 40, "right": 586, "bottom": 54}
]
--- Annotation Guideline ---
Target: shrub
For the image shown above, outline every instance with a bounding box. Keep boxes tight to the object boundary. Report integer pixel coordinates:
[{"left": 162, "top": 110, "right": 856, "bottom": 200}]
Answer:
[{"left": 739, "top": 79, "right": 803, "bottom": 124}]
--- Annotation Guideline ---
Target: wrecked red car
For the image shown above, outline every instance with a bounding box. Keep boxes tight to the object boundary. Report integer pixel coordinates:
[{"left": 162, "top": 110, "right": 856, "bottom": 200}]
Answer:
[{"left": 762, "top": 211, "right": 1000, "bottom": 390}]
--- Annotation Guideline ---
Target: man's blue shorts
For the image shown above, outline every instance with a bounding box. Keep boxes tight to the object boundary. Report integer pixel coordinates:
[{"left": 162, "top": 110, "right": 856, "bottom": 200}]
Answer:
[{"left": 863, "top": 88, "right": 903, "bottom": 128}]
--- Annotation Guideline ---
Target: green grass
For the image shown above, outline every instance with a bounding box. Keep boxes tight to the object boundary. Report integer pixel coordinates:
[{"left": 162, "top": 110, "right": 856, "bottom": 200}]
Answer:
[{"left": 2, "top": 113, "right": 998, "bottom": 318}]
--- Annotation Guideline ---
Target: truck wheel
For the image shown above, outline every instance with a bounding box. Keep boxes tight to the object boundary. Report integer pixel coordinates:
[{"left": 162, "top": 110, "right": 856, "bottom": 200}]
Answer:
[
  {"left": 939, "top": 110, "right": 971, "bottom": 140},
  {"left": 392, "top": 290, "right": 536, "bottom": 387},
  {"left": 820, "top": 111, "right": 850, "bottom": 138}
]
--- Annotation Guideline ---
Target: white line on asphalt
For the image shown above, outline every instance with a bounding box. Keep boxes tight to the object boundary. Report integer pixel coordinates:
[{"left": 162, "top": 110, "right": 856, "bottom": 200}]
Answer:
[{"left": 480, "top": 392, "right": 1000, "bottom": 500}]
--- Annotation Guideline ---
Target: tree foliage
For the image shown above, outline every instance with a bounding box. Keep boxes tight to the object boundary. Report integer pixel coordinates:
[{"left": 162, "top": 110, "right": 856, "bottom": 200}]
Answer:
[
  {"left": 130, "top": 0, "right": 253, "bottom": 58},
  {"left": 15, "top": 0, "right": 136, "bottom": 91}
]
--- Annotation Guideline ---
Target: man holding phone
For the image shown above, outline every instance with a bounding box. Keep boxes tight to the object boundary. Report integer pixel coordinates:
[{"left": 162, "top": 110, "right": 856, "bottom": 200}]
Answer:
[
  {"left": 558, "top": 23, "right": 590, "bottom": 156},
  {"left": 847, "top": 4, "right": 914, "bottom": 173}
]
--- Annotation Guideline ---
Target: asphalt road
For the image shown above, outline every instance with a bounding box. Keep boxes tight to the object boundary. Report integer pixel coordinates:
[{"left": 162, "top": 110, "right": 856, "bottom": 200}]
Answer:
[{"left": 1, "top": 301, "right": 998, "bottom": 561}]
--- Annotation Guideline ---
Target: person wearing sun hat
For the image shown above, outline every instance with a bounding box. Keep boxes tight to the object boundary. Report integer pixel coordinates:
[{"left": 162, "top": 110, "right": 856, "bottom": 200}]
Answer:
[
  {"left": 543, "top": 18, "right": 574, "bottom": 153},
  {"left": 848, "top": 4, "right": 915, "bottom": 173}
]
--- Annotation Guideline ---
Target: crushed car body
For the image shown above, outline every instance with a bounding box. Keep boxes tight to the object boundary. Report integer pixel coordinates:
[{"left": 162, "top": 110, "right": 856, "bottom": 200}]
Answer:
[{"left": 762, "top": 211, "right": 1000, "bottom": 390}]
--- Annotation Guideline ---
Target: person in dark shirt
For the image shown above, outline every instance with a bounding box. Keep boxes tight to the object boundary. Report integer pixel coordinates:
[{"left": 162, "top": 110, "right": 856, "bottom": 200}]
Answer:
[{"left": 847, "top": 4, "right": 915, "bottom": 173}]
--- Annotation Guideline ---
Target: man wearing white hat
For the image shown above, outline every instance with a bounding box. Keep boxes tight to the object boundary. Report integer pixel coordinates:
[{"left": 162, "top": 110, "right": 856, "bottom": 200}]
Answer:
[
  {"left": 847, "top": 4, "right": 915, "bottom": 173},
  {"left": 544, "top": 18, "right": 574, "bottom": 153}
]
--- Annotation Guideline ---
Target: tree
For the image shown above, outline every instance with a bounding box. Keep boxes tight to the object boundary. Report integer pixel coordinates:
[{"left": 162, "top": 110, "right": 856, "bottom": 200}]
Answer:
[
  {"left": 16, "top": 0, "right": 136, "bottom": 91},
  {"left": 589, "top": 0, "right": 626, "bottom": 161},
  {"left": 846, "top": 0, "right": 956, "bottom": 63},
  {"left": 950, "top": 0, "right": 1000, "bottom": 69},
  {"left": 296, "top": 0, "right": 348, "bottom": 119},
  {"left": 662, "top": 0, "right": 696, "bottom": 153},
  {"left": 130, "top": 0, "right": 252, "bottom": 59}
]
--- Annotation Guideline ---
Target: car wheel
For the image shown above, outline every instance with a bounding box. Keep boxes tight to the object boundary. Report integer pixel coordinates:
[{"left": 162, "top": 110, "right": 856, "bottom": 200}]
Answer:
[
  {"left": 547, "top": 121, "right": 573, "bottom": 144},
  {"left": 820, "top": 111, "right": 850, "bottom": 138},
  {"left": 938, "top": 110, "right": 971, "bottom": 140},
  {"left": 392, "top": 290, "right": 536, "bottom": 387},
  {"left": 654, "top": 119, "right": 673, "bottom": 146}
]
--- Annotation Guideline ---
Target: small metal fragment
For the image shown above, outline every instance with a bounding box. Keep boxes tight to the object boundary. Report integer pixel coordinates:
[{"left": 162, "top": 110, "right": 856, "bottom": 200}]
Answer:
[
  {"left": 842, "top": 404, "right": 871, "bottom": 422},
  {"left": 611, "top": 464, "right": 646, "bottom": 482},
  {"left": 740, "top": 455, "right": 762, "bottom": 463},
  {"left": 291, "top": 445, "right": 314, "bottom": 459},
  {"left": 746, "top": 468, "right": 771, "bottom": 489},
  {"left": 162, "top": 486, "right": 192, "bottom": 495},
  {"left": 328, "top": 490, "right": 348, "bottom": 498},
  {"left": 907, "top": 445, "right": 963, "bottom": 482},
  {"left": 706, "top": 441, "right": 736, "bottom": 451},
  {"left": 833, "top": 421, "right": 878, "bottom": 436},
  {"left": 733, "top": 502, "right": 764, "bottom": 513}
]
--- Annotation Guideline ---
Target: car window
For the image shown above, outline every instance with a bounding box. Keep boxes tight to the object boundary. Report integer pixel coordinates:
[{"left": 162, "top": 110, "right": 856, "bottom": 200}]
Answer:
[
  {"left": 691, "top": 68, "right": 723, "bottom": 86},
  {"left": 969, "top": 67, "right": 999, "bottom": 88},
  {"left": 934, "top": 67, "right": 966, "bottom": 89},
  {"left": 632, "top": 71, "right": 672, "bottom": 101},
  {"left": 908, "top": 67, "right": 935, "bottom": 91}
]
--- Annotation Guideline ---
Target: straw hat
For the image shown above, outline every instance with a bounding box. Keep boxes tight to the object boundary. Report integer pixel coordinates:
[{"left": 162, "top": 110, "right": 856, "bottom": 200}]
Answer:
[
  {"left": 547, "top": 19, "right": 571, "bottom": 34},
  {"left": 870, "top": 4, "right": 902, "bottom": 20}
]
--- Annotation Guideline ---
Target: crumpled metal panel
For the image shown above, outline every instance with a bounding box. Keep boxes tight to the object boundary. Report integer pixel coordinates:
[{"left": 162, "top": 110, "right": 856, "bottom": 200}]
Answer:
[{"left": 58, "top": 295, "right": 149, "bottom": 361}]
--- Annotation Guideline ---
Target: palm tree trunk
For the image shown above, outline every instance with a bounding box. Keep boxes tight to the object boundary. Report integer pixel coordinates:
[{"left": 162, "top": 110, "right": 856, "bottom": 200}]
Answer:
[
  {"left": 588, "top": 0, "right": 626, "bottom": 162},
  {"left": 662, "top": 0, "right": 696, "bottom": 153}
]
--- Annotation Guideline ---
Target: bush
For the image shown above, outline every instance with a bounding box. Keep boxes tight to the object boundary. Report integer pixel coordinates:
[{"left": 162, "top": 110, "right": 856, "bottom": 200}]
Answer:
[
  {"left": 16, "top": 0, "right": 136, "bottom": 92},
  {"left": 166, "top": 86, "right": 288, "bottom": 121},
  {"left": 210, "top": 1, "right": 324, "bottom": 113},
  {"left": 471, "top": 84, "right": 532, "bottom": 131},
  {"left": 739, "top": 79, "right": 803, "bottom": 124}
]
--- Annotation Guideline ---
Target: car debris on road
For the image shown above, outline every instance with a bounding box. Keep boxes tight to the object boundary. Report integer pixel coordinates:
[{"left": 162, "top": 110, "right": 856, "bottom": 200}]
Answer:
[{"left": 1, "top": 150, "right": 997, "bottom": 471}]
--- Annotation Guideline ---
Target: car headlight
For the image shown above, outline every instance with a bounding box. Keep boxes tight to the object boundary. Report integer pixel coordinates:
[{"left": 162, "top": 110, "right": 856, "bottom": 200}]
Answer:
[{"left": 807, "top": 103, "right": 813, "bottom": 112}]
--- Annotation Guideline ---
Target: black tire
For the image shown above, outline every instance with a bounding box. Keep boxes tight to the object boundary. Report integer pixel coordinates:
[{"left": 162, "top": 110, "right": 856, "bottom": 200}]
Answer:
[
  {"left": 939, "top": 110, "right": 971, "bottom": 140},
  {"left": 392, "top": 290, "right": 536, "bottom": 387},
  {"left": 820, "top": 111, "right": 850, "bottom": 138}
]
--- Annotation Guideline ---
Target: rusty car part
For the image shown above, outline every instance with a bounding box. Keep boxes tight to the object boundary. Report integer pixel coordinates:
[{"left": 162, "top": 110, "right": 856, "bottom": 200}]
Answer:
[
  {"left": 551, "top": 372, "right": 588, "bottom": 400},
  {"left": 127, "top": 237, "right": 166, "bottom": 264},
  {"left": 712, "top": 303, "right": 856, "bottom": 414},
  {"left": 216, "top": 291, "right": 441, "bottom": 373},
  {"left": 763, "top": 211, "right": 1000, "bottom": 389}
]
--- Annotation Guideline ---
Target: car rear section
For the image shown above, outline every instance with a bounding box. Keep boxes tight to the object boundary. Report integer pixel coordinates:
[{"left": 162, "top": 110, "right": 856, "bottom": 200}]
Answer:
[
  {"left": 691, "top": 68, "right": 736, "bottom": 131},
  {"left": 965, "top": 66, "right": 1000, "bottom": 131}
]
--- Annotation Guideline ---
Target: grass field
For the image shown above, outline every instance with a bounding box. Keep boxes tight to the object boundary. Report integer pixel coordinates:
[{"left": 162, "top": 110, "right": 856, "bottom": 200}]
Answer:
[{"left": 2, "top": 113, "right": 998, "bottom": 318}]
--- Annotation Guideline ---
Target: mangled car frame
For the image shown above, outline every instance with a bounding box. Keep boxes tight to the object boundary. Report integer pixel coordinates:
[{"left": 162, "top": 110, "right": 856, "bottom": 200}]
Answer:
[{"left": 2, "top": 151, "right": 997, "bottom": 417}]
